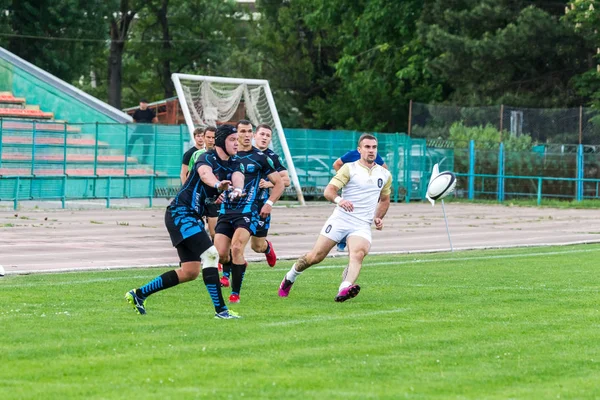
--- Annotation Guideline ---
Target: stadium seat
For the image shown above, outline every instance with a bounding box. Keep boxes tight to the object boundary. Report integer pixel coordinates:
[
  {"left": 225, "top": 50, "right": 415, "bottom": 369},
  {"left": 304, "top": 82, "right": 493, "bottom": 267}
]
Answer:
[{"left": 0, "top": 108, "right": 54, "bottom": 119}]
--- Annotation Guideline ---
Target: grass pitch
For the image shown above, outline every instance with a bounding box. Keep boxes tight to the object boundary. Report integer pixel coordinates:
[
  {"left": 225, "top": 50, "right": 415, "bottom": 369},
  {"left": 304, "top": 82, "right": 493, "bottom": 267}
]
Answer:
[{"left": 2, "top": 244, "right": 600, "bottom": 399}]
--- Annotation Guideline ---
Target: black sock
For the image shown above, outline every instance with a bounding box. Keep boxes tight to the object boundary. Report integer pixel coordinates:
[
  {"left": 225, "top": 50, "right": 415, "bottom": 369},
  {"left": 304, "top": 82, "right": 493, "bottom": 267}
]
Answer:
[
  {"left": 265, "top": 241, "right": 271, "bottom": 254},
  {"left": 231, "top": 262, "right": 247, "bottom": 295},
  {"left": 202, "top": 268, "right": 227, "bottom": 313},
  {"left": 222, "top": 261, "right": 232, "bottom": 278},
  {"left": 137, "top": 270, "right": 179, "bottom": 298}
]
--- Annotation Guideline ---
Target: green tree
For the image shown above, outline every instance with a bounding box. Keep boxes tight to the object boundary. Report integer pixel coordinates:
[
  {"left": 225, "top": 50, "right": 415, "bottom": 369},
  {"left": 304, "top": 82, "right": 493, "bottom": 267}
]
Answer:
[
  {"left": 249, "top": 0, "right": 442, "bottom": 131},
  {"left": 119, "top": 0, "right": 240, "bottom": 107},
  {"left": 420, "top": 0, "right": 588, "bottom": 107},
  {"left": 1, "top": 0, "right": 107, "bottom": 83},
  {"left": 304, "top": 0, "right": 443, "bottom": 132}
]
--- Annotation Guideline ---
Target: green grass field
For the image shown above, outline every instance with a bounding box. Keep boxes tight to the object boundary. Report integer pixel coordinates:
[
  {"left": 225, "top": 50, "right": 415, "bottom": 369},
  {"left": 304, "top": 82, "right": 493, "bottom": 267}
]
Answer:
[{"left": 2, "top": 244, "right": 600, "bottom": 399}]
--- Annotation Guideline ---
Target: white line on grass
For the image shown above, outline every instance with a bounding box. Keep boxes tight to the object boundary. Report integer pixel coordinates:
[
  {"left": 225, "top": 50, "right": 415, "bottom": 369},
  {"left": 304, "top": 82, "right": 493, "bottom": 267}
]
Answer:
[
  {"left": 3, "top": 247, "right": 600, "bottom": 285},
  {"left": 264, "top": 308, "right": 410, "bottom": 327}
]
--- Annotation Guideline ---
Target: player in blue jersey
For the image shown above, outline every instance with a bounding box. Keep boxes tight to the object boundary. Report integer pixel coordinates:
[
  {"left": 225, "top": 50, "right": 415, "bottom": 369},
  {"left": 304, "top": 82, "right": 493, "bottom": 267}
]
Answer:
[
  {"left": 216, "top": 120, "right": 285, "bottom": 303},
  {"left": 250, "top": 123, "right": 290, "bottom": 267},
  {"left": 125, "top": 125, "right": 244, "bottom": 319}
]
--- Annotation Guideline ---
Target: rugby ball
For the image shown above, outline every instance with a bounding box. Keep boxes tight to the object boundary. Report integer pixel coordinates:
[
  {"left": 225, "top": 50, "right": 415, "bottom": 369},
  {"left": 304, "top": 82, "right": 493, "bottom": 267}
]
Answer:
[
  {"left": 0, "top": 265, "right": 4, "bottom": 277},
  {"left": 426, "top": 170, "right": 456, "bottom": 206}
]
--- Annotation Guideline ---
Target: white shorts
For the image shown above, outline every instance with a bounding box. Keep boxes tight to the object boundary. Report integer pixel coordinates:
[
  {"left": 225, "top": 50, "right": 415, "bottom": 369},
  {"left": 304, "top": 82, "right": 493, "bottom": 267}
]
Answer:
[{"left": 320, "top": 212, "right": 372, "bottom": 244}]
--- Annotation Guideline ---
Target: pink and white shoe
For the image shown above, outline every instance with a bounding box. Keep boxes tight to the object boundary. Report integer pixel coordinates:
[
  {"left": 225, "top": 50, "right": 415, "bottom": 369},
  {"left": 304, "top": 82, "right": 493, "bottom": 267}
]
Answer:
[
  {"left": 278, "top": 277, "right": 294, "bottom": 297},
  {"left": 334, "top": 284, "right": 361, "bottom": 302}
]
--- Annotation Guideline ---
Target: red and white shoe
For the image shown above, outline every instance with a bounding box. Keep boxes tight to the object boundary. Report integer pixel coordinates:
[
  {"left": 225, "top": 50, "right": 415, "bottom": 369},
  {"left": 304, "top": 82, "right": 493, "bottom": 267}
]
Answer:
[
  {"left": 229, "top": 294, "right": 240, "bottom": 303},
  {"left": 265, "top": 240, "right": 277, "bottom": 267},
  {"left": 220, "top": 276, "right": 230, "bottom": 287}
]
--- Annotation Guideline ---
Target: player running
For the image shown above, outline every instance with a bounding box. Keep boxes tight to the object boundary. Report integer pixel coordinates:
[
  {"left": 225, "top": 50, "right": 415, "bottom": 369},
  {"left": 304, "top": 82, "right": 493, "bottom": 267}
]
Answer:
[
  {"left": 216, "top": 120, "right": 284, "bottom": 303},
  {"left": 250, "top": 123, "right": 291, "bottom": 267},
  {"left": 125, "top": 124, "right": 243, "bottom": 319},
  {"left": 278, "top": 133, "right": 392, "bottom": 302}
]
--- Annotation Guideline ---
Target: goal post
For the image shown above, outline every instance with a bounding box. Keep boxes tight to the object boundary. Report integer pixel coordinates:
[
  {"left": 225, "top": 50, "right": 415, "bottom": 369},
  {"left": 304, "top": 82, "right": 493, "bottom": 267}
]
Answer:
[{"left": 171, "top": 73, "right": 305, "bottom": 205}]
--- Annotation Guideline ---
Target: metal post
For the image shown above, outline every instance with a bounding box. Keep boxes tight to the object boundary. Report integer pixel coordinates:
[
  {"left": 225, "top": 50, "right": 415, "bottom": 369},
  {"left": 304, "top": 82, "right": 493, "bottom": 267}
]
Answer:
[
  {"left": 499, "top": 104, "right": 504, "bottom": 140},
  {"left": 0, "top": 118, "right": 3, "bottom": 168},
  {"left": 63, "top": 122, "right": 68, "bottom": 174},
  {"left": 393, "top": 133, "right": 399, "bottom": 203},
  {"left": 124, "top": 124, "right": 129, "bottom": 176},
  {"left": 94, "top": 122, "right": 99, "bottom": 175},
  {"left": 579, "top": 105, "right": 583, "bottom": 145},
  {"left": 149, "top": 175, "right": 154, "bottom": 207},
  {"left": 61, "top": 175, "right": 66, "bottom": 209},
  {"left": 31, "top": 121, "right": 36, "bottom": 175},
  {"left": 405, "top": 137, "right": 411, "bottom": 203},
  {"left": 107, "top": 176, "right": 111, "bottom": 208},
  {"left": 468, "top": 140, "right": 475, "bottom": 200},
  {"left": 497, "top": 142, "right": 504, "bottom": 202},
  {"left": 407, "top": 100, "right": 413, "bottom": 136},
  {"left": 577, "top": 144, "right": 583, "bottom": 201},
  {"left": 537, "top": 177, "right": 542, "bottom": 205},
  {"left": 14, "top": 176, "right": 20, "bottom": 210},
  {"left": 153, "top": 124, "right": 158, "bottom": 175}
]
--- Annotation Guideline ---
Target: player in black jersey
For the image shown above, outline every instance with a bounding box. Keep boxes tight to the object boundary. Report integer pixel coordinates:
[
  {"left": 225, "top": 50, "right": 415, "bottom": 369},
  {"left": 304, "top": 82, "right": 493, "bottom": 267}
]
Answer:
[
  {"left": 251, "top": 124, "right": 290, "bottom": 267},
  {"left": 125, "top": 125, "right": 244, "bottom": 319},
  {"left": 216, "top": 120, "right": 285, "bottom": 303}
]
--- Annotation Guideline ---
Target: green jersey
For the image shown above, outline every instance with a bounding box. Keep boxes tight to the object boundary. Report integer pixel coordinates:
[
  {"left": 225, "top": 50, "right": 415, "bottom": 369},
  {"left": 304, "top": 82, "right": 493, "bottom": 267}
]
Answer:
[{"left": 188, "top": 148, "right": 207, "bottom": 170}]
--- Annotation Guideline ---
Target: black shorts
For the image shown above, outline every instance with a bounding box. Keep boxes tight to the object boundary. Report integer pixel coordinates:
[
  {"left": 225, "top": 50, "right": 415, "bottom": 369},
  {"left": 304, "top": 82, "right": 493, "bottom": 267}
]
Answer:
[
  {"left": 253, "top": 214, "right": 271, "bottom": 238},
  {"left": 165, "top": 208, "right": 213, "bottom": 262},
  {"left": 203, "top": 202, "right": 219, "bottom": 218},
  {"left": 165, "top": 207, "right": 203, "bottom": 246},
  {"left": 215, "top": 212, "right": 259, "bottom": 238}
]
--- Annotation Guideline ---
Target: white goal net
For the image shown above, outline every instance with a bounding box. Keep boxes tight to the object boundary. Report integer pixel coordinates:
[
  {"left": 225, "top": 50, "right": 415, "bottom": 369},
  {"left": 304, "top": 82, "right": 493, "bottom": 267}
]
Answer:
[{"left": 171, "top": 74, "right": 305, "bottom": 204}]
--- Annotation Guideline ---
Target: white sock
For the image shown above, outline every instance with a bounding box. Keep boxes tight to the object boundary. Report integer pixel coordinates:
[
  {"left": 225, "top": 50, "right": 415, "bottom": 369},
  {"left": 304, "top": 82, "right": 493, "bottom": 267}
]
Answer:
[
  {"left": 339, "top": 281, "right": 352, "bottom": 291},
  {"left": 286, "top": 264, "right": 302, "bottom": 282}
]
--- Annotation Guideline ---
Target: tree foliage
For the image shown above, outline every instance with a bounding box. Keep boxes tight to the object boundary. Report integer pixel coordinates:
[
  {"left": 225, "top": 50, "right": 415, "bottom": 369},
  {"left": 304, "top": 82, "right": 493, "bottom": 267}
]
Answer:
[
  {"left": 0, "top": 0, "right": 108, "bottom": 82},
  {"left": 419, "top": 0, "right": 589, "bottom": 107},
  {"left": 2, "top": 0, "right": 600, "bottom": 136}
]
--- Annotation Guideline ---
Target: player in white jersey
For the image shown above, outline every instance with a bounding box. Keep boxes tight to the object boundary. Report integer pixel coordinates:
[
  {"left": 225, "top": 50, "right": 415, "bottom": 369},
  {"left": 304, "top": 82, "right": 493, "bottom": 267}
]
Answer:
[{"left": 278, "top": 133, "right": 392, "bottom": 302}]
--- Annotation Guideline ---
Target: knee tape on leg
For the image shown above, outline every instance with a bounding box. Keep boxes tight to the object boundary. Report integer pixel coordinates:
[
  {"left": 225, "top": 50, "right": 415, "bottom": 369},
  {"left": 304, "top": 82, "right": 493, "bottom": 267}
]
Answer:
[{"left": 201, "top": 246, "right": 219, "bottom": 269}]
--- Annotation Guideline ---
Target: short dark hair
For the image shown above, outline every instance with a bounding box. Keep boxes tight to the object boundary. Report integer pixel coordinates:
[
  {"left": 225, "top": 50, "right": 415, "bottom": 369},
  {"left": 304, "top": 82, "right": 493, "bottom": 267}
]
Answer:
[
  {"left": 358, "top": 133, "right": 377, "bottom": 146},
  {"left": 193, "top": 127, "right": 205, "bottom": 136},
  {"left": 236, "top": 119, "right": 252, "bottom": 129},
  {"left": 204, "top": 125, "right": 217, "bottom": 134},
  {"left": 140, "top": 98, "right": 149, "bottom": 103},
  {"left": 255, "top": 123, "right": 272, "bottom": 133}
]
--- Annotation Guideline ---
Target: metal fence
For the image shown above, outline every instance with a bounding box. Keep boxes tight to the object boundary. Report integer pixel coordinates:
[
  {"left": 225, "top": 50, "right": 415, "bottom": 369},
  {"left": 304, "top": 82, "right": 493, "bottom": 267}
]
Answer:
[
  {"left": 410, "top": 102, "right": 600, "bottom": 146},
  {"left": 3, "top": 119, "right": 599, "bottom": 209},
  {"left": 0, "top": 120, "right": 186, "bottom": 208}
]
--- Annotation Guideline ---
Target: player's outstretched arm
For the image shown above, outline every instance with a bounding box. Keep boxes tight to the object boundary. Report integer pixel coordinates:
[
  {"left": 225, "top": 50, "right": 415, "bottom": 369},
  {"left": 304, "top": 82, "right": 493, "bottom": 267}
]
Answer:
[{"left": 198, "top": 165, "right": 231, "bottom": 191}]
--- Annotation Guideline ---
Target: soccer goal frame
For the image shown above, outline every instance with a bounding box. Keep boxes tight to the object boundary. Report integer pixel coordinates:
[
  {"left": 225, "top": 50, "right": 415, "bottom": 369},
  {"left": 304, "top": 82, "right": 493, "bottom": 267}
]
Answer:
[{"left": 171, "top": 73, "right": 305, "bottom": 205}]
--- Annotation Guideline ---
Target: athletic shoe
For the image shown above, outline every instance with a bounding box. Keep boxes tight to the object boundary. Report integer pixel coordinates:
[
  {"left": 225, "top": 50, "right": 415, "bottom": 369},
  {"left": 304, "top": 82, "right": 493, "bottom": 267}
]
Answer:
[
  {"left": 218, "top": 263, "right": 223, "bottom": 272},
  {"left": 278, "top": 277, "right": 294, "bottom": 297},
  {"left": 229, "top": 294, "right": 240, "bottom": 303},
  {"left": 220, "top": 276, "right": 230, "bottom": 287},
  {"left": 265, "top": 240, "right": 277, "bottom": 267},
  {"left": 214, "top": 309, "right": 241, "bottom": 319},
  {"left": 334, "top": 284, "right": 361, "bottom": 302},
  {"left": 125, "top": 289, "right": 147, "bottom": 315}
]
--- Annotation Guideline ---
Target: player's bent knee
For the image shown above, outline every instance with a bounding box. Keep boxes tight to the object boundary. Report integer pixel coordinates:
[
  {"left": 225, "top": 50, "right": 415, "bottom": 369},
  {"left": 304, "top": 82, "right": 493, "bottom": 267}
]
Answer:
[
  {"left": 179, "top": 262, "right": 201, "bottom": 281},
  {"left": 201, "top": 246, "right": 219, "bottom": 269}
]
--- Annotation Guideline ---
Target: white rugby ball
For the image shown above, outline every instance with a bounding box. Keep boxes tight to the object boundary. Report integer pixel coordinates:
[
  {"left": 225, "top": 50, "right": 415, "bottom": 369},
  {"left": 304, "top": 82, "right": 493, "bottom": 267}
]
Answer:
[
  {"left": 0, "top": 265, "right": 4, "bottom": 277},
  {"left": 427, "top": 171, "right": 456, "bottom": 201}
]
